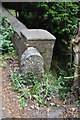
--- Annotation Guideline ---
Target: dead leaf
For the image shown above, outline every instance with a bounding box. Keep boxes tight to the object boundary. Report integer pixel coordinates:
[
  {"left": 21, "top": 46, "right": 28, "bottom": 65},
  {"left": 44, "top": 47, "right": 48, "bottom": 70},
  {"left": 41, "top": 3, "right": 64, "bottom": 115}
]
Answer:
[
  {"left": 30, "top": 105, "right": 34, "bottom": 109},
  {"left": 63, "top": 99, "right": 66, "bottom": 104},
  {"left": 72, "top": 107, "right": 76, "bottom": 112},
  {"left": 50, "top": 103, "right": 55, "bottom": 106},
  {"left": 2, "top": 107, "right": 5, "bottom": 111},
  {"left": 36, "top": 111, "right": 39, "bottom": 116},
  {"left": 47, "top": 108, "right": 50, "bottom": 116},
  {"left": 35, "top": 106, "right": 39, "bottom": 110}
]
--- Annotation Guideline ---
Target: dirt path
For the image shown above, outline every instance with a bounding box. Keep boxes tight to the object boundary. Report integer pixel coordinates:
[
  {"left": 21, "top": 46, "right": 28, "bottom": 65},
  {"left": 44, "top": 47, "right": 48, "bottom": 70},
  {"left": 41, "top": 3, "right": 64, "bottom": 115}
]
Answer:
[
  {"left": 0, "top": 58, "right": 80, "bottom": 118},
  {"left": 0, "top": 61, "right": 2, "bottom": 119},
  {"left": 1, "top": 64, "right": 63, "bottom": 118},
  {"left": 0, "top": 61, "right": 6, "bottom": 119}
]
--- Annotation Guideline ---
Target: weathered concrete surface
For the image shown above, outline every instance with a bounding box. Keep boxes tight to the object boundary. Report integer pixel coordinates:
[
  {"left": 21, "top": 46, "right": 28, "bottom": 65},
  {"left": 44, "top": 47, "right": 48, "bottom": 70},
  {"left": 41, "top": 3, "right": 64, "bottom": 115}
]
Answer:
[
  {"left": 2, "top": 4, "right": 56, "bottom": 71},
  {"left": 20, "top": 47, "right": 44, "bottom": 81},
  {"left": 20, "top": 29, "right": 56, "bottom": 70},
  {"left": 21, "top": 29, "right": 56, "bottom": 40},
  {"left": 2, "top": 5, "right": 27, "bottom": 36},
  {"left": 12, "top": 29, "right": 56, "bottom": 71}
]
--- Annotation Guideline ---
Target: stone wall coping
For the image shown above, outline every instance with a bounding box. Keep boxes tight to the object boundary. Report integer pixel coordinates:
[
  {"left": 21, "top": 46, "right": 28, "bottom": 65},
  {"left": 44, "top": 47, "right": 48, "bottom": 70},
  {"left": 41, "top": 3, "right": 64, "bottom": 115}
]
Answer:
[
  {"left": 21, "top": 29, "right": 56, "bottom": 41},
  {"left": 2, "top": 6, "right": 27, "bottom": 37},
  {"left": 2, "top": 4, "right": 56, "bottom": 41}
]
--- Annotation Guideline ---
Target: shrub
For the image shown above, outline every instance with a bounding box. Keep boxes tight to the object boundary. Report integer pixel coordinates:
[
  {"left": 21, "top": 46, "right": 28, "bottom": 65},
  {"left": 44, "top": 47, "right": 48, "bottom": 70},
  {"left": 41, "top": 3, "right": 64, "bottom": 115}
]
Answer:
[{"left": 0, "top": 16, "right": 14, "bottom": 54}]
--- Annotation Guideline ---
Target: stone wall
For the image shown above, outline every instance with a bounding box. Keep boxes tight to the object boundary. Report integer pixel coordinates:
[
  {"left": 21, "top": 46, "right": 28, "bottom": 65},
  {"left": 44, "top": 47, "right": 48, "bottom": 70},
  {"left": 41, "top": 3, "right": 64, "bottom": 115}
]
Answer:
[
  {"left": 20, "top": 29, "right": 55, "bottom": 70},
  {"left": 2, "top": 4, "right": 56, "bottom": 71}
]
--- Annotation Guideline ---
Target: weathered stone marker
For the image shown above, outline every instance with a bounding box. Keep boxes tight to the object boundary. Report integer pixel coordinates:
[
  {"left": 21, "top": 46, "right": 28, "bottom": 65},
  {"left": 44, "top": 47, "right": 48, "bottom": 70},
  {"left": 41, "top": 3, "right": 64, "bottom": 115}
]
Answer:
[
  {"left": 71, "top": 22, "right": 80, "bottom": 98},
  {"left": 20, "top": 47, "right": 44, "bottom": 81}
]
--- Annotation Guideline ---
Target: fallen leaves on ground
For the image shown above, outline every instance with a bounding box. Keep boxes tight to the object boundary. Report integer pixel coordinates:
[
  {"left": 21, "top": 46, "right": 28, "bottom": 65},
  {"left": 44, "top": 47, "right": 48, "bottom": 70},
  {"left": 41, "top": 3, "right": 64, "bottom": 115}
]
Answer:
[{"left": 1, "top": 56, "right": 80, "bottom": 118}]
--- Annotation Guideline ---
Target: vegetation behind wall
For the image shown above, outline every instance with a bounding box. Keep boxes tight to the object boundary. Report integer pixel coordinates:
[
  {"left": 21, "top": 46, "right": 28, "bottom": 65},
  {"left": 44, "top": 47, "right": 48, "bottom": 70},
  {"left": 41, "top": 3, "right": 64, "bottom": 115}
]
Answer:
[{"left": 19, "top": 2, "right": 79, "bottom": 68}]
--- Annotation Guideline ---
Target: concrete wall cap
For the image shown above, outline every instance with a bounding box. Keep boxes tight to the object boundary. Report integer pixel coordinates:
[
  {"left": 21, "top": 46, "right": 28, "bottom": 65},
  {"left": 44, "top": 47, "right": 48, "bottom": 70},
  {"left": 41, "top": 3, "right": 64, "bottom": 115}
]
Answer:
[
  {"left": 2, "top": 6, "right": 27, "bottom": 37},
  {"left": 20, "top": 29, "right": 56, "bottom": 41}
]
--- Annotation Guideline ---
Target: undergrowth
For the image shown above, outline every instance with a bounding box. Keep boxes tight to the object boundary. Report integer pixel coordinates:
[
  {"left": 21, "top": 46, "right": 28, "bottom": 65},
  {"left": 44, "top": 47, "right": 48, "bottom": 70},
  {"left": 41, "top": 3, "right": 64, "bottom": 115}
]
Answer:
[
  {"left": 0, "top": 15, "right": 15, "bottom": 55},
  {"left": 0, "top": 15, "right": 16, "bottom": 67},
  {"left": 10, "top": 66, "right": 74, "bottom": 108}
]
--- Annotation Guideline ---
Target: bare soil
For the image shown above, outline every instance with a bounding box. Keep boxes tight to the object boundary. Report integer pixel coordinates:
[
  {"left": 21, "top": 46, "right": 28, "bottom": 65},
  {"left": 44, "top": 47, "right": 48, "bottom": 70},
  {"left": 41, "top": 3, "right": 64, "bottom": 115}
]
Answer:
[{"left": 1, "top": 56, "right": 80, "bottom": 118}]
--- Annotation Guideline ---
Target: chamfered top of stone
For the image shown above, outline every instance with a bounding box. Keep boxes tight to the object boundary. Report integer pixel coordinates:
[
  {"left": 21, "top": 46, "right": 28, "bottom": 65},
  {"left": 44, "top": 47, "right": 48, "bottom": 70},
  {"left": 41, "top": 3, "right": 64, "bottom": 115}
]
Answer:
[{"left": 20, "top": 29, "right": 56, "bottom": 41}]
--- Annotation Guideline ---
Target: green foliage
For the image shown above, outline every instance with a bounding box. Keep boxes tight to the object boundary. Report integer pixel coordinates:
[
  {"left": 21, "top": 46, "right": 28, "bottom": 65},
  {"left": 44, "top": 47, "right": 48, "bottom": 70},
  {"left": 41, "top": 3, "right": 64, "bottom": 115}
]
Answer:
[
  {"left": 20, "top": 2, "right": 79, "bottom": 64},
  {"left": 18, "top": 97, "right": 28, "bottom": 108},
  {"left": 10, "top": 65, "right": 74, "bottom": 108},
  {"left": 21, "top": 2, "right": 79, "bottom": 40},
  {"left": 0, "top": 15, "right": 14, "bottom": 54},
  {"left": 1, "top": 61, "right": 7, "bottom": 68}
]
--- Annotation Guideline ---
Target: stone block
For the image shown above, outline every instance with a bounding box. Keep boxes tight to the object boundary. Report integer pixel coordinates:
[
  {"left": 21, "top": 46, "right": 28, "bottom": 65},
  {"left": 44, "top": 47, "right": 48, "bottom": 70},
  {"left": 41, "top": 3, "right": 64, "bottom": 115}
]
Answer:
[
  {"left": 20, "top": 47, "right": 44, "bottom": 81},
  {"left": 20, "top": 29, "right": 56, "bottom": 70}
]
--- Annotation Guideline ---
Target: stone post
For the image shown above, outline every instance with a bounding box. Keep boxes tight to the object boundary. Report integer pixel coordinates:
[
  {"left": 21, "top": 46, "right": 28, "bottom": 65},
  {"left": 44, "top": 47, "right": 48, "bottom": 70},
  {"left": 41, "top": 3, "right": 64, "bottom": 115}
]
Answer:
[
  {"left": 20, "top": 47, "right": 44, "bottom": 81},
  {"left": 72, "top": 22, "right": 80, "bottom": 98}
]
